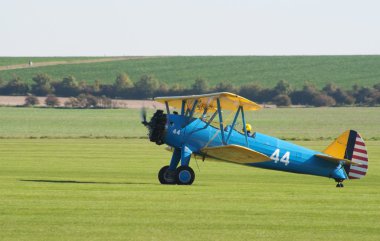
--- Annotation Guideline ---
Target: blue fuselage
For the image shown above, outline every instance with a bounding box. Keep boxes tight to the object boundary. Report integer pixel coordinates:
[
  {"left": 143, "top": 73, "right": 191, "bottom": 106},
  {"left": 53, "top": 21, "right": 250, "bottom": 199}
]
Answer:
[{"left": 165, "top": 114, "right": 347, "bottom": 180}]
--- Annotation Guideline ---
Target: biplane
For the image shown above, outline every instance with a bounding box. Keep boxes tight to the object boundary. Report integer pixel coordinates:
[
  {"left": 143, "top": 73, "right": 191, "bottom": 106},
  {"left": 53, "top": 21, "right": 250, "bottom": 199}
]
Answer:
[{"left": 141, "top": 92, "right": 368, "bottom": 187}]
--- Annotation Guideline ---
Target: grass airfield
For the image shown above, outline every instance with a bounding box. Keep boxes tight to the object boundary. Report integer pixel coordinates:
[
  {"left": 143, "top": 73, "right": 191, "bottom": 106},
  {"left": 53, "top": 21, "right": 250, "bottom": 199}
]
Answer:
[{"left": 0, "top": 107, "right": 380, "bottom": 240}]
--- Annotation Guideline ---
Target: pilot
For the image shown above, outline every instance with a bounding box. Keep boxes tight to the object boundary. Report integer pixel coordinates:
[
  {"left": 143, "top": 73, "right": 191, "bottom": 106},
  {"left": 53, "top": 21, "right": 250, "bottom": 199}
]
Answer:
[{"left": 244, "top": 124, "right": 252, "bottom": 136}]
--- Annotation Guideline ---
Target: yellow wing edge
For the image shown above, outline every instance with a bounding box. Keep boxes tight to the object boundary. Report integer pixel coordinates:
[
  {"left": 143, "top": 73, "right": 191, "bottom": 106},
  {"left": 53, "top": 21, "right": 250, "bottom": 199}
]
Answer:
[
  {"left": 155, "top": 92, "right": 261, "bottom": 112},
  {"left": 201, "top": 144, "right": 270, "bottom": 164}
]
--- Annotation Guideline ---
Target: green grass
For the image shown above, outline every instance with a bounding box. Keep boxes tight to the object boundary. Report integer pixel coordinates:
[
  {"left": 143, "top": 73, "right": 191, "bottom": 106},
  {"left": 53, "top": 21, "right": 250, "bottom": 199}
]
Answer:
[
  {"left": 0, "top": 57, "right": 103, "bottom": 67},
  {"left": 1, "top": 56, "right": 380, "bottom": 88},
  {"left": 0, "top": 139, "right": 379, "bottom": 241},
  {"left": 0, "top": 107, "right": 145, "bottom": 138},
  {"left": 0, "top": 107, "right": 379, "bottom": 140}
]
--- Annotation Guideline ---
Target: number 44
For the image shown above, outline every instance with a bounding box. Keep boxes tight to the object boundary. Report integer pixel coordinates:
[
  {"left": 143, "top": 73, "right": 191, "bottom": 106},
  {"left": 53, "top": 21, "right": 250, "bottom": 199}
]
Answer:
[{"left": 270, "top": 149, "right": 290, "bottom": 166}]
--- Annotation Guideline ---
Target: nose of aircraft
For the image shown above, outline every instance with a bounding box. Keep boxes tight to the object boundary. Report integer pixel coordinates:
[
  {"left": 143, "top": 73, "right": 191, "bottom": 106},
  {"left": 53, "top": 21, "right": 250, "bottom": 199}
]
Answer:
[{"left": 141, "top": 109, "right": 167, "bottom": 145}]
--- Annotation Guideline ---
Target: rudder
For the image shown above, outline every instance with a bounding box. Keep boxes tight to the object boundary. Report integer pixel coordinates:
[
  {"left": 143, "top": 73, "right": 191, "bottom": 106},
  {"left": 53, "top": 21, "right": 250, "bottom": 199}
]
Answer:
[{"left": 323, "top": 130, "right": 368, "bottom": 179}]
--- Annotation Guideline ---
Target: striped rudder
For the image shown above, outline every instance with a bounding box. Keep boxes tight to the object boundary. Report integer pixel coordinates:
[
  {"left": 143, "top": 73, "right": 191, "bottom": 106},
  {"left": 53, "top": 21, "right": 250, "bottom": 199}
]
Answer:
[{"left": 346, "top": 132, "right": 368, "bottom": 179}]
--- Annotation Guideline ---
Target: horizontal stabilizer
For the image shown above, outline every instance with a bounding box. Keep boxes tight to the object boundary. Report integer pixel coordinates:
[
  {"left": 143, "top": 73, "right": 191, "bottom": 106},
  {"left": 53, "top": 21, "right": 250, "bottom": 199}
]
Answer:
[
  {"left": 201, "top": 144, "right": 270, "bottom": 164},
  {"left": 314, "top": 154, "right": 360, "bottom": 166}
]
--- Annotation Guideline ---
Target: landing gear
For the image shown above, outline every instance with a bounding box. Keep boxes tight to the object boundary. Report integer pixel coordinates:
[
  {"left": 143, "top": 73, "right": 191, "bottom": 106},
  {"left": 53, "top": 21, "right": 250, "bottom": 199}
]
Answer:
[
  {"left": 158, "top": 165, "right": 176, "bottom": 184},
  {"left": 175, "top": 166, "right": 195, "bottom": 185},
  {"left": 335, "top": 179, "right": 344, "bottom": 188},
  {"left": 159, "top": 145, "right": 195, "bottom": 185},
  {"left": 158, "top": 165, "right": 195, "bottom": 185}
]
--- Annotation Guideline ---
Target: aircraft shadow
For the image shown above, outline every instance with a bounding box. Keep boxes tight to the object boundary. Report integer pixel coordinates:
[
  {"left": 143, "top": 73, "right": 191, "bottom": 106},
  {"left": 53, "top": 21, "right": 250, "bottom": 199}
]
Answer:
[{"left": 19, "top": 179, "right": 154, "bottom": 185}]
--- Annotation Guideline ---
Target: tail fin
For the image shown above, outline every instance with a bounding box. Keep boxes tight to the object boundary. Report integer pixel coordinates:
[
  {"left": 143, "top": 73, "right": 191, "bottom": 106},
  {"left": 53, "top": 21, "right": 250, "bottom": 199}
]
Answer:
[{"left": 323, "top": 130, "right": 368, "bottom": 179}]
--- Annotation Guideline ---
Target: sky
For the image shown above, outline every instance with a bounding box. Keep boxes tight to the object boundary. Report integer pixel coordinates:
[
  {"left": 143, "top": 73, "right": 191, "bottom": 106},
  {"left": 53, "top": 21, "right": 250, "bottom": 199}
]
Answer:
[{"left": 0, "top": 0, "right": 379, "bottom": 56}]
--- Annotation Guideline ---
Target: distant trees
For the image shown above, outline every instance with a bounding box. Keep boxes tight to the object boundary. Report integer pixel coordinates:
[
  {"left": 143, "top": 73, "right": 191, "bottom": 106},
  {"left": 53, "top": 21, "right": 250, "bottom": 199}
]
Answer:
[
  {"left": 213, "top": 82, "right": 237, "bottom": 93},
  {"left": 0, "top": 72, "right": 379, "bottom": 107},
  {"left": 191, "top": 78, "right": 209, "bottom": 94},
  {"left": 53, "top": 76, "right": 79, "bottom": 97},
  {"left": 0, "top": 77, "right": 4, "bottom": 89},
  {"left": 113, "top": 73, "right": 133, "bottom": 98},
  {"left": 134, "top": 74, "right": 159, "bottom": 98},
  {"left": 32, "top": 73, "right": 54, "bottom": 95},
  {"left": 238, "top": 84, "right": 262, "bottom": 102},
  {"left": 2, "top": 76, "right": 29, "bottom": 95}
]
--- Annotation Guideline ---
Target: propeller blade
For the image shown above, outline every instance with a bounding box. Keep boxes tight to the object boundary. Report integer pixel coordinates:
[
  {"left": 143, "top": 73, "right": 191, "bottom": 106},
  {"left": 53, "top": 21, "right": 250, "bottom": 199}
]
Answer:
[{"left": 141, "top": 107, "right": 148, "bottom": 126}]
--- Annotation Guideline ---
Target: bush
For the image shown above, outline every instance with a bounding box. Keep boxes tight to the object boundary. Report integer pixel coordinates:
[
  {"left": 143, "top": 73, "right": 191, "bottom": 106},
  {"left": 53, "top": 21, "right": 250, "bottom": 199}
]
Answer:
[
  {"left": 273, "top": 94, "right": 292, "bottom": 106},
  {"left": 24, "top": 95, "right": 39, "bottom": 106},
  {"left": 45, "top": 95, "right": 60, "bottom": 107},
  {"left": 97, "top": 96, "right": 113, "bottom": 108},
  {"left": 63, "top": 94, "right": 99, "bottom": 108},
  {"left": 64, "top": 97, "right": 80, "bottom": 108},
  {"left": 77, "top": 94, "right": 98, "bottom": 108},
  {"left": 311, "top": 94, "right": 336, "bottom": 107}
]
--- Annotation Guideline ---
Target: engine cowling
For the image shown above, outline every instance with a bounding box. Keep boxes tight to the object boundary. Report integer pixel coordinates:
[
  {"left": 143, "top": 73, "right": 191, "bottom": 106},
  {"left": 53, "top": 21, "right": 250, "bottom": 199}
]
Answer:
[{"left": 145, "top": 110, "right": 167, "bottom": 145}]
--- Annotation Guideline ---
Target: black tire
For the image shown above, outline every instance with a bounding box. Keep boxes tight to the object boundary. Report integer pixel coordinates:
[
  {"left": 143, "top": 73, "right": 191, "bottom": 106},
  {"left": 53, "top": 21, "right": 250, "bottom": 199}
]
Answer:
[
  {"left": 175, "top": 166, "right": 195, "bottom": 185},
  {"left": 158, "top": 165, "right": 176, "bottom": 184}
]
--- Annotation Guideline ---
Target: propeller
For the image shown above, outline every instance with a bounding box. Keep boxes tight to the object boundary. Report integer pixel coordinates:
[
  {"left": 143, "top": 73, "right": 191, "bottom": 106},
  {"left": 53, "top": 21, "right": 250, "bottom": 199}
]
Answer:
[{"left": 141, "top": 107, "right": 149, "bottom": 126}]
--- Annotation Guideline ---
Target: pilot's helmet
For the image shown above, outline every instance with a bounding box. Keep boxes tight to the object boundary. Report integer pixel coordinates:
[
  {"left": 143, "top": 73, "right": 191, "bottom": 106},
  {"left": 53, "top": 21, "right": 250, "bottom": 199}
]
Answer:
[{"left": 245, "top": 124, "right": 252, "bottom": 132}]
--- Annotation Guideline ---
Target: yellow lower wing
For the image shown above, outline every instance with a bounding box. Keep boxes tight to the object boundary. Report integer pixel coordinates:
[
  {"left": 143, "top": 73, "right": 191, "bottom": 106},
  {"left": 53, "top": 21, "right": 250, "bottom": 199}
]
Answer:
[{"left": 201, "top": 145, "right": 270, "bottom": 164}]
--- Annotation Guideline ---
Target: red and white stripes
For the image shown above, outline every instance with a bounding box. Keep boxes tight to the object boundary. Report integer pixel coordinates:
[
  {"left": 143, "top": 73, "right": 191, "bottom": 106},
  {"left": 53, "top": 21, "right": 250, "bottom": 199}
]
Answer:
[{"left": 348, "top": 134, "right": 368, "bottom": 179}]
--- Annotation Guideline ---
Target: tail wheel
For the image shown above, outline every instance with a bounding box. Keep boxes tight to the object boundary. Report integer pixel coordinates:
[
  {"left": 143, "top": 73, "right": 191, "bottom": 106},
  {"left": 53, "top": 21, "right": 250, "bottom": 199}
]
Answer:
[
  {"left": 158, "top": 165, "right": 176, "bottom": 185},
  {"left": 176, "top": 166, "right": 195, "bottom": 185}
]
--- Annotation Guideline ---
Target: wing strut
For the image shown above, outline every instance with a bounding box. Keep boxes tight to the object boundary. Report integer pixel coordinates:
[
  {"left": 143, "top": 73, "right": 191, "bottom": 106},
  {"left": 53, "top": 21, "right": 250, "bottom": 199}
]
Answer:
[
  {"left": 226, "top": 106, "right": 241, "bottom": 143},
  {"left": 241, "top": 106, "right": 248, "bottom": 147},
  {"left": 165, "top": 101, "right": 170, "bottom": 114},
  {"left": 181, "top": 100, "right": 186, "bottom": 115},
  {"left": 216, "top": 98, "right": 226, "bottom": 145}
]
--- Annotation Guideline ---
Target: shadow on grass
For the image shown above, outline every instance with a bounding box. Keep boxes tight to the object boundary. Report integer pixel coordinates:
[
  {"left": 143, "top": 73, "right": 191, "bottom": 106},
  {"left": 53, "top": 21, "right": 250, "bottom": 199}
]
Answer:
[{"left": 20, "top": 179, "right": 154, "bottom": 185}]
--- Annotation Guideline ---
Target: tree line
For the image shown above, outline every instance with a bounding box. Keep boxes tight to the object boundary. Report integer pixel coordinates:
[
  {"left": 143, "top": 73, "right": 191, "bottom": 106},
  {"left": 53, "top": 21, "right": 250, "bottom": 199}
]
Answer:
[{"left": 0, "top": 73, "right": 379, "bottom": 107}]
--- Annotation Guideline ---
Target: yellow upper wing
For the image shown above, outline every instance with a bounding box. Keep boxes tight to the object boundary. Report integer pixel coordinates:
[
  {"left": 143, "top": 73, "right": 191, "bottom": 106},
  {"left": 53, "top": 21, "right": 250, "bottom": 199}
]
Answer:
[
  {"left": 155, "top": 92, "right": 261, "bottom": 113},
  {"left": 201, "top": 144, "right": 270, "bottom": 164}
]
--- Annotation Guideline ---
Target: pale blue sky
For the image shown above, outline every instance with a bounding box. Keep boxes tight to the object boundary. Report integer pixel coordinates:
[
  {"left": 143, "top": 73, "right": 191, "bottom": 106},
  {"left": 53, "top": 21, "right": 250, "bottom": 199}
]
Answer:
[{"left": 1, "top": 0, "right": 379, "bottom": 56}]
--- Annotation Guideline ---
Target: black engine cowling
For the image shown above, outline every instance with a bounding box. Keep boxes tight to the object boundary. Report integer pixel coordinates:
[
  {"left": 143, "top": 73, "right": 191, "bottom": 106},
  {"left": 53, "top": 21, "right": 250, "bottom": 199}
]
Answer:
[{"left": 145, "top": 110, "right": 167, "bottom": 145}]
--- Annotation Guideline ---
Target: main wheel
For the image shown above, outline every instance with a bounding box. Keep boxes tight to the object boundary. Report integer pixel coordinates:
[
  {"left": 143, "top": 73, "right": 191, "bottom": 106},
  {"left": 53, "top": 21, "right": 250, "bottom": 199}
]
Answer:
[
  {"left": 175, "top": 166, "right": 195, "bottom": 185},
  {"left": 158, "top": 165, "right": 176, "bottom": 184}
]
